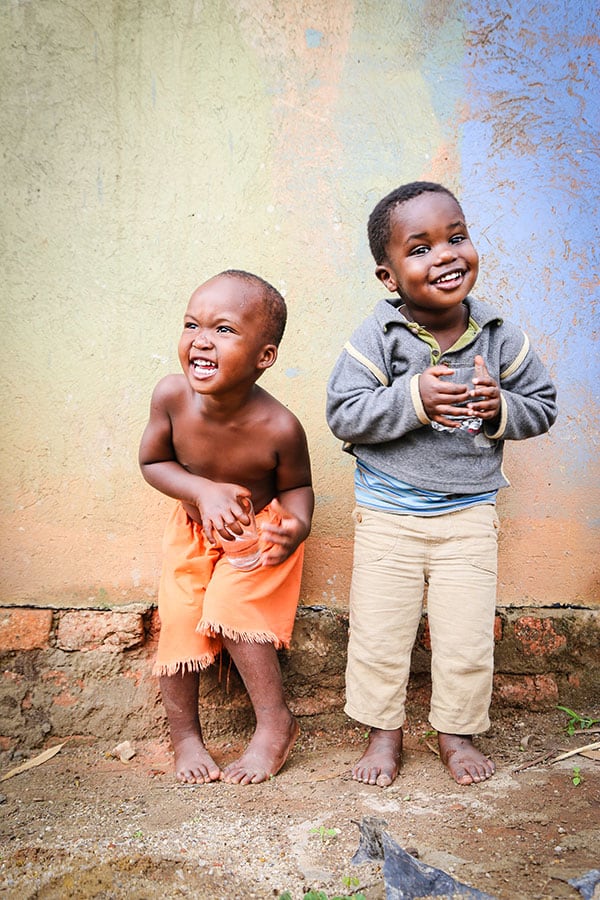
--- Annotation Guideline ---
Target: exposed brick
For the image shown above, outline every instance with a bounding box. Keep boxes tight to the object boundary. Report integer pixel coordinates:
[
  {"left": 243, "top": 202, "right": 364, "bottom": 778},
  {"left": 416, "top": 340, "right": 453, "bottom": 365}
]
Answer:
[
  {"left": 493, "top": 673, "right": 559, "bottom": 708},
  {"left": 21, "top": 691, "right": 33, "bottom": 710},
  {"left": 1, "top": 604, "right": 598, "bottom": 751},
  {"left": 39, "top": 670, "right": 84, "bottom": 707},
  {"left": 122, "top": 668, "right": 144, "bottom": 688},
  {"left": 0, "top": 609, "right": 53, "bottom": 651},
  {"left": 514, "top": 616, "right": 567, "bottom": 655},
  {"left": 52, "top": 690, "right": 80, "bottom": 708},
  {"left": 290, "top": 693, "right": 342, "bottom": 717},
  {"left": 147, "top": 608, "right": 161, "bottom": 640},
  {"left": 56, "top": 610, "right": 145, "bottom": 652},
  {"left": 493, "top": 615, "right": 503, "bottom": 641},
  {"left": 420, "top": 619, "right": 431, "bottom": 651},
  {"left": 42, "top": 670, "right": 69, "bottom": 687}
]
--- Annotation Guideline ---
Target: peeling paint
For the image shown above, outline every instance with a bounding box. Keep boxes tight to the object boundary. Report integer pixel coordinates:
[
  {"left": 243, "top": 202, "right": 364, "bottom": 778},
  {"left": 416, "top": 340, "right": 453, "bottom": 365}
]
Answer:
[{"left": 305, "top": 27, "right": 323, "bottom": 48}]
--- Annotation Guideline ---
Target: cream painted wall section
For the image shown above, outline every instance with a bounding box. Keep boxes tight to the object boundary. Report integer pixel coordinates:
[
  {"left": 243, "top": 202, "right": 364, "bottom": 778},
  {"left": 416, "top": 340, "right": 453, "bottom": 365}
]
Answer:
[{"left": 1, "top": 1, "right": 597, "bottom": 608}]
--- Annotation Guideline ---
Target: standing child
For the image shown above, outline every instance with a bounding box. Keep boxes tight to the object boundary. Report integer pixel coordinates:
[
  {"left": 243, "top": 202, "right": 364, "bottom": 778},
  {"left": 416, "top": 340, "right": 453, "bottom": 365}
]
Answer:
[
  {"left": 140, "top": 269, "right": 313, "bottom": 785},
  {"left": 326, "top": 182, "right": 557, "bottom": 786}
]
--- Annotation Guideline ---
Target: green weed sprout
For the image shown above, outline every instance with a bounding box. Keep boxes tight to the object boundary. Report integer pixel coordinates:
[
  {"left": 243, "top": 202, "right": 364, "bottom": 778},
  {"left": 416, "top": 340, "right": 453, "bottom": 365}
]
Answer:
[
  {"left": 310, "top": 825, "right": 340, "bottom": 843},
  {"left": 557, "top": 705, "right": 600, "bottom": 736},
  {"left": 279, "top": 889, "right": 366, "bottom": 900},
  {"left": 572, "top": 766, "right": 583, "bottom": 786}
]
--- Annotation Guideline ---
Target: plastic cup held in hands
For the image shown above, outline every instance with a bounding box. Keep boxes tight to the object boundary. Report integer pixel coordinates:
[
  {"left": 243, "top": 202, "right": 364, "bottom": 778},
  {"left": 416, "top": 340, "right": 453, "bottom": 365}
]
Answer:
[
  {"left": 443, "top": 366, "right": 483, "bottom": 408},
  {"left": 432, "top": 365, "right": 483, "bottom": 434},
  {"left": 217, "top": 498, "right": 261, "bottom": 571}
]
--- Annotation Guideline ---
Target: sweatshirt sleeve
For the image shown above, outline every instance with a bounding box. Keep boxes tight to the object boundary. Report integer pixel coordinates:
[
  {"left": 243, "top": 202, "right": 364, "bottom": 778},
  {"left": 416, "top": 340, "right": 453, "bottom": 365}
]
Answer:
[
  {"left": 485, "top": 331, "right": 557, "bottom": 441},
  {"left": 326, "top": 332, "right": 428, "bottom": 445}
]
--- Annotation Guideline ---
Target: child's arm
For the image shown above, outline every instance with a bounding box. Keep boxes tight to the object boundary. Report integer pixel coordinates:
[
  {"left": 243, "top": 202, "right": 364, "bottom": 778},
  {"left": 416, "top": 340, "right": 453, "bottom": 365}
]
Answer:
[
  {"left": 327, "top": 342, "right": 427, "bottom": 444},
  {"left": 139, "top": 377, "right": 251, "bottom": 539},
  {"left": 479, "top": 334, "right": 557, "bottom": 441},
  {"left": 259, "top": 417, "right": 314, "bottom": 567}
]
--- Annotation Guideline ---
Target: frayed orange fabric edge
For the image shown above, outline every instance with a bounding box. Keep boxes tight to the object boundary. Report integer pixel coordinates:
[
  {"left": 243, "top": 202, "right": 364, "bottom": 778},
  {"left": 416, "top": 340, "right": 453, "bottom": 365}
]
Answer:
[
  {"left": 197, "top": 619, "right": 288, "bottom": 650},
  {"left": 152, "top": 654, "right": 216, "bottom": 677}
]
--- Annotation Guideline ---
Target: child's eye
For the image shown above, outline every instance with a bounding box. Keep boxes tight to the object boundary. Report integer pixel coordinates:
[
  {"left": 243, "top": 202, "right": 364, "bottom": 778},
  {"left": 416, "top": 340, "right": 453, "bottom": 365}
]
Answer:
[
  {"left": 449, "top": 234, "right": 466, "bottom": 244},
  {"left": 216, "top": 325, "right": 233, "bottom": 333},
  {"left": 184, "top": 321, "right": 197, "bottom": 330},
  {"left": 409, "top": 245, "right": 429, "bottom": 256}
]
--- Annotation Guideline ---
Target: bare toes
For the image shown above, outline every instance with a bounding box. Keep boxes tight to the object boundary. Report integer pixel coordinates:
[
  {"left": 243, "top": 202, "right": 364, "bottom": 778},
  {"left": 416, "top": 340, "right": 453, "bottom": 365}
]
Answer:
[
  {"left": 376, "top": 772, "right": 394, "bottom": 787},
  {"left": 438, "top": 733, "right": 495, "bottom": 786},
  {"left": 172, "top": 737, "right": 222, "bottom": 784},
  {"left": 351, "top": 728, "right": 402, "bottom": 788},
  {"left": 176, "top": 765, "right": 219, "bottom": 784},
  {"left": 222, "top": 765, "right": 270, "bottom": 785}
]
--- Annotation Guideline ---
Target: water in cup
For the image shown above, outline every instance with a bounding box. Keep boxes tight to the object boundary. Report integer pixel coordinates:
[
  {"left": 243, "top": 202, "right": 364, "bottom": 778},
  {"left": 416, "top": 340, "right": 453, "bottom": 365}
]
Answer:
[{"left": 218, "top": 499, "right": 261, "bottom": 570}]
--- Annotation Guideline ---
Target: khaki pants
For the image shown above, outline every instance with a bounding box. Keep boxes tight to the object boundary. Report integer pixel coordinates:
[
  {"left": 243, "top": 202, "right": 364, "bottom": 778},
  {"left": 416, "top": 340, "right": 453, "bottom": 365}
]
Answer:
[{"left": 345, "top": 504, "right": 499, "bottom": 735}]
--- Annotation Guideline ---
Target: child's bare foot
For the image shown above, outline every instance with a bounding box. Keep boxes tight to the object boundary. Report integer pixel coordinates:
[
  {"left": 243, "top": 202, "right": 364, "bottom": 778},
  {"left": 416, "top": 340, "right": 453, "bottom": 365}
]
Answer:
[
  {"left": 351, "top": 727, "right": 403, "bottom": 787},
  {"left": 438, "top": 733, "right": 495, "bottom": 785},
  {"left": 173, "top": 734, "right": 222, "bottom": 784},
  {"left": 221, "top": 716, "right": 299, "bottom": 785}
]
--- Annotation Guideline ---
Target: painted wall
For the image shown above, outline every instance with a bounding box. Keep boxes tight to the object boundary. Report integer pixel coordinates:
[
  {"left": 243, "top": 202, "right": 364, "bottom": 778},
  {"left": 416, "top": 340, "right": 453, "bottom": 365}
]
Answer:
[{"left": 1, "top": 0, "right": 598, "bottom": 610}]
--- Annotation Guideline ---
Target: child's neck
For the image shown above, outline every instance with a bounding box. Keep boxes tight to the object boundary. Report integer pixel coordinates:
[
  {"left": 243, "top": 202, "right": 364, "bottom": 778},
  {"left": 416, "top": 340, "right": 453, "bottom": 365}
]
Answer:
[{"left": 400, "top": 302, "right": 468, "bottom": 354}]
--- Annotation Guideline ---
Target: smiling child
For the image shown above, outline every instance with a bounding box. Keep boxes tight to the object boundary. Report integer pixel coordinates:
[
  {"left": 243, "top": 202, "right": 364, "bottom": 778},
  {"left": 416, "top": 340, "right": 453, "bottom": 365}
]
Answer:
[
  {"left": 327, "top": 182, "right": 557, "bottom": 786},
  {"left": 140, "top": 270, "right": 313, "bottom": 785}
]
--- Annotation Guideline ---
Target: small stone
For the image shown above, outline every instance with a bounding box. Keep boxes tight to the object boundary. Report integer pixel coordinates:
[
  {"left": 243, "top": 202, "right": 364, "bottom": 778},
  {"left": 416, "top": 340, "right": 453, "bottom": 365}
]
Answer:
[{"left": 111, "top": 740, "right": 136, "bottom": 762}]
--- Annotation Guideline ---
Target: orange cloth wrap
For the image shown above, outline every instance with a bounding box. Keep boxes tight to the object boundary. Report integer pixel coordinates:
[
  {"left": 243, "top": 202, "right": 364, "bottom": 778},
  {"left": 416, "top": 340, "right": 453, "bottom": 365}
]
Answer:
[{"left": 154, "top": 501, "right": 304, "bottom": 676}]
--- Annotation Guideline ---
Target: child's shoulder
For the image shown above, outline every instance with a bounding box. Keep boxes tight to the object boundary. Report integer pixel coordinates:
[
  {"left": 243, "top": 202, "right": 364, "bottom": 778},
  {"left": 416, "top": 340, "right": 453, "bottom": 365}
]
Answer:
[
  {"left": 255, "top": 386, "right": 307, "bottom": 434},
  {"left": 340, "top": 299, "right": 394, "bottom": 345},
  {"left": 256, "top": 385, "right": 298, "bottom": 418},
  {"left": 150, "top": 373, "right": 189, "bottom": 405}
]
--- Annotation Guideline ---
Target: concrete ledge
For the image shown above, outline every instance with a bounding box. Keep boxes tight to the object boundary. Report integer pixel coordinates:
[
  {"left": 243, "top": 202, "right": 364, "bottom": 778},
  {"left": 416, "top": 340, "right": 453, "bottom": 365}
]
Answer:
[{"left": 1, "top": 604, "right": 598, "bottom": 753}]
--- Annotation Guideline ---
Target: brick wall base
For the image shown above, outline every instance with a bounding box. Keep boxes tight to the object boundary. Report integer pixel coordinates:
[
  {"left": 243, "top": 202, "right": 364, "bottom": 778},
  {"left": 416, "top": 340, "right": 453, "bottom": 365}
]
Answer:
[{"left": 1, "top": 605, "right": 598, "bottom": 753}]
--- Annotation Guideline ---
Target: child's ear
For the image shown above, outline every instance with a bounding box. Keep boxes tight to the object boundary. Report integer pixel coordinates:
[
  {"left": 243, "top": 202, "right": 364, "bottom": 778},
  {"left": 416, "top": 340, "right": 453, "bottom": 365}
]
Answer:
[
  {"left": 375, "top": 264, "right": 398, "bottom": 293},
  {"left": 257, "top": 344, "right": 278, "bottom": 371}
]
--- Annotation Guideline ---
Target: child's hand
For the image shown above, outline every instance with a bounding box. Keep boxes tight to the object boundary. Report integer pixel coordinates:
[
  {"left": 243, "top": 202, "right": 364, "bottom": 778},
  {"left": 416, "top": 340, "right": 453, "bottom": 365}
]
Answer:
[
  {"left": 193, "top": 481, "right": 252, "bottom": 543},
  {"left": 419, "top": 365, "right": 472, "bottom": 428},
  {"left": 259, "top": 498, "right": 305, "bottom": 567},
  {"left": 468, "top": 355, "right": 501, "bottom": 421},
  {"left": 419, "top": 356, "right": 500, "bottom": 427}
]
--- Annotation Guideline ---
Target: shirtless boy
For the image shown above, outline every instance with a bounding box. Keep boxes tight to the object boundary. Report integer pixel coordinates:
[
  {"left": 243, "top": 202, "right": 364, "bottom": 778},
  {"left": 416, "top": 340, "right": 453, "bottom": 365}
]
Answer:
[
  {"left": 140, "top": 269, "right": 313, "bottom": 785},
  {"left": 327, "top": 182, "right": 557, "bottom": 786}
]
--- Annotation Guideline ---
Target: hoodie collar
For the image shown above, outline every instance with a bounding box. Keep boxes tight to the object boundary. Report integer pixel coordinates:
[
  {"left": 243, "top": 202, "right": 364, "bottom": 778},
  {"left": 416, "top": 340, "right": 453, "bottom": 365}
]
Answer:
[{"left": 374, "top": 295, "right": 503, "bottom": 332}]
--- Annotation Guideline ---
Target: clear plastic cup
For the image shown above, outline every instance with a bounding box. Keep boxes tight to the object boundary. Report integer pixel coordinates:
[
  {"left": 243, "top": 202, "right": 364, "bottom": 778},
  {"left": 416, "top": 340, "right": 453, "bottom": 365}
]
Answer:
[
  {"left": 432, "top": 366, "right": 483, "bottom": 434},
  {"left": 217, "top": 499, "right": 261, "bottom": 571}
]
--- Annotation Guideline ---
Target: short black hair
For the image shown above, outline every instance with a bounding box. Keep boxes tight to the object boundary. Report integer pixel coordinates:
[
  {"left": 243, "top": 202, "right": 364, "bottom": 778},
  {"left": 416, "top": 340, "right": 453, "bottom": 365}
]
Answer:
[
  {"left": 218, "top": 269, "right": 287, "bottom": 346},
  {"left": 367, "top": 181, "right": 461, "bottom": 264}
]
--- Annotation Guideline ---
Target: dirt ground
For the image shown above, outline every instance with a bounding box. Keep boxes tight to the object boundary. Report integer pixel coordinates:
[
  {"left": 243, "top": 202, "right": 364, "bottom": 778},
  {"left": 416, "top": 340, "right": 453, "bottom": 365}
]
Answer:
[{"left": 1, "top": 707, "right": 599, "bottom": 900}]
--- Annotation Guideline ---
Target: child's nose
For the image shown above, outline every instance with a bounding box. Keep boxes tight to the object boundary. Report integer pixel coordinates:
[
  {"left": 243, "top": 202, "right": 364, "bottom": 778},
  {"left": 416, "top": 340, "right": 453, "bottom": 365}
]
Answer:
[
  {"left": 437, "top": 243, "right": 458, "bottom": 263},
  {"left": 192, "top": 331, "right": 211, "bottom": 348}
]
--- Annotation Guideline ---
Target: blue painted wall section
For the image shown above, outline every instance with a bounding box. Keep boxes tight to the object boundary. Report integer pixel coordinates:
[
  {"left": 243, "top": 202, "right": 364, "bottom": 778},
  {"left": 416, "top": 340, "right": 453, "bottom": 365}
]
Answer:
[{"left": 462, "top": 2, "right": 599, "bottom": 462}]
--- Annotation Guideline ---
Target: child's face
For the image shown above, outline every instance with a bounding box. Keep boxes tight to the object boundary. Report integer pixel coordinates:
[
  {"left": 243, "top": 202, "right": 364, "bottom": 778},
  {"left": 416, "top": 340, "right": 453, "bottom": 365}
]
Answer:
[
  {"left": 178, "top": 276, "right": 277, "bottom": 395},
  {"left": 375, "top": 191, "right": 479, "bottom": 315}
]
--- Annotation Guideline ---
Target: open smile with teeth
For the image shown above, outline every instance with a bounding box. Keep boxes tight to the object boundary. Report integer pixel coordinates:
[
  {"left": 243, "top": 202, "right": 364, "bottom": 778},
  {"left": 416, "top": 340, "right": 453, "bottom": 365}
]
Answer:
[
  {"left": 434, "top": 270, "right": 464, "bottom": 286},
  {"left": 191, "top": 357, "right": 217, "bottom": 378}
]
